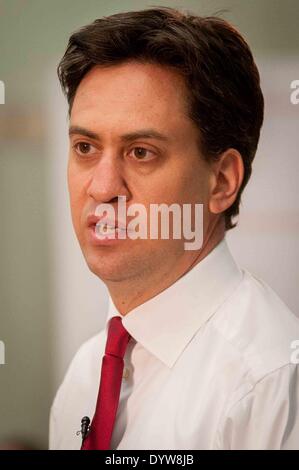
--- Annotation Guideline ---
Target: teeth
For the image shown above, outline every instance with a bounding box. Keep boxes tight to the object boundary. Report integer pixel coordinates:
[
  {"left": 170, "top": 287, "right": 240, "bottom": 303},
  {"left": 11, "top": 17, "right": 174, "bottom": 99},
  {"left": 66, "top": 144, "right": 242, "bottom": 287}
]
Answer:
[
  {"left": 96, "top": 223, "right": 115, "bottom": 234},
  {"left": 101, "top": 224, "right": 115, "bottom": 232},
  {"left": 95, "top": 222, "right": 126, "bottom": 237}
]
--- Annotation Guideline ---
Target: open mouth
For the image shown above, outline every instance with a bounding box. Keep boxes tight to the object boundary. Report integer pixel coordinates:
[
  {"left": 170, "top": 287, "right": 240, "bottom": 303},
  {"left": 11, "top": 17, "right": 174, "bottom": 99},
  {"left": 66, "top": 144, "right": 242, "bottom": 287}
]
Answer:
[
  {"left": 95, "top": 221, "right": 127, "bottom": 237},
  {"left": 86, "top": 214, "right": 129, "bottom": 241}
]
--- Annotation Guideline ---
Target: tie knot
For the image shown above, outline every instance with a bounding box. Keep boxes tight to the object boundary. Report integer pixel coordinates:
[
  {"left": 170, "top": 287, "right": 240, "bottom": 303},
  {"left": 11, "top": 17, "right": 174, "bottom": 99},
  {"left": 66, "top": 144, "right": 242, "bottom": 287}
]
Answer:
[{"left": 105, "top": 316, "right": 131, "bottom": 358}]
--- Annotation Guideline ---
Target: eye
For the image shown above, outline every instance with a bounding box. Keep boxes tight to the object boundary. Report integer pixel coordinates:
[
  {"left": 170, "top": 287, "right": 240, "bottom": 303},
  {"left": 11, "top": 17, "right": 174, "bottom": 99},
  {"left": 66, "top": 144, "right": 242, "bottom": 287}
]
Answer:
[
  {"left": 73, "top": 141, "right": 97, "bottom": 156},
  {"left": 128, "top": 147, "right": 156, "bottom": 161}
]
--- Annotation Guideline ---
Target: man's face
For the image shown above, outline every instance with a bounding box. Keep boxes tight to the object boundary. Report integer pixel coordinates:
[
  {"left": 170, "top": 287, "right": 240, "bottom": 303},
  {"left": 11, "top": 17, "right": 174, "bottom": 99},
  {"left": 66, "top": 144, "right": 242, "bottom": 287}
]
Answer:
[{"left": 68, "top": 61, "right": 212, "bottom": 282}]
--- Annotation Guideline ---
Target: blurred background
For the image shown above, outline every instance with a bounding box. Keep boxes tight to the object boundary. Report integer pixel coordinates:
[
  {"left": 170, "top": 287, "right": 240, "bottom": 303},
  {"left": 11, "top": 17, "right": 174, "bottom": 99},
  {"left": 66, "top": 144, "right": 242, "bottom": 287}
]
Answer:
[{"left": 0, "top": 0, "right": 298, "bottom": 450}]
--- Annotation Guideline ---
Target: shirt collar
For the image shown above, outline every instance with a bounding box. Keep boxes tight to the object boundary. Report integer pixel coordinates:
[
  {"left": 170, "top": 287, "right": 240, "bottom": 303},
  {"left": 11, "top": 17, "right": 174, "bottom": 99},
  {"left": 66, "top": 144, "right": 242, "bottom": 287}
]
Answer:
[{"left": 105, "top": 237, "right": 242, "bottom": 369}]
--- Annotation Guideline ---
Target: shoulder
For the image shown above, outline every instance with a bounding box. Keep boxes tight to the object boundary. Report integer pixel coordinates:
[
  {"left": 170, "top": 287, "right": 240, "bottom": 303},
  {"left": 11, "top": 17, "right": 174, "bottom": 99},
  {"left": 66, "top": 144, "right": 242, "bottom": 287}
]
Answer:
[
  {"left": 49, "top": 330, "right": 106, "bottom": 449},
  {"left": 213, "top": 361, "right": 299, "bottom": 449},
  {"left": 208, "top": 271, "right": 299, "bottom": 449},
  {"left": 51, "top": 329, "right": 106, "bottom": 413},
  {"left": 210, "top": 268, "right": 299, "bottom": 382}
]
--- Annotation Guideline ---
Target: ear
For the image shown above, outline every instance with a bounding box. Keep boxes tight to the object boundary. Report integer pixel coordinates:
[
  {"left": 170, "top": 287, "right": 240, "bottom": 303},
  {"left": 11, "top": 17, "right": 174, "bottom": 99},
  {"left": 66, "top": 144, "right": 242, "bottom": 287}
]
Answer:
[{"left": 208, "top": 149, "right": 244, "bottom": 215}]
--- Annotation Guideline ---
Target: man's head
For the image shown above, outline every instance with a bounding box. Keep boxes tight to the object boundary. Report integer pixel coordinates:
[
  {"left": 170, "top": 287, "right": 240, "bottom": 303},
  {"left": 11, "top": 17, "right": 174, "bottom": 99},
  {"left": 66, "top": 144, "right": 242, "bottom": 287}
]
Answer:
[{"left": 57, "top": 7, "right": 264, "bottom": 285}]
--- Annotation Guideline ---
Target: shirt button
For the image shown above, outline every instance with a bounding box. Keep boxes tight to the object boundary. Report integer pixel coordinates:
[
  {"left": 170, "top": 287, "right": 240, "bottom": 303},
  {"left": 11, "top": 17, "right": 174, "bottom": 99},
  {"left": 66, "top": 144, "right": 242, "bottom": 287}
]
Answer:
[{"left": 122, "top": 367, "right": 130, "bottom": 380}]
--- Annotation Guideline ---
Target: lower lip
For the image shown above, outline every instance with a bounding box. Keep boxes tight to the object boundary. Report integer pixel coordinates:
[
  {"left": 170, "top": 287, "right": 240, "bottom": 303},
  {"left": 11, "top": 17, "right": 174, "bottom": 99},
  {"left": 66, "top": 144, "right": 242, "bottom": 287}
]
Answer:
[{"left": 87, "top": 225, "right": 129, "bottom": 246}]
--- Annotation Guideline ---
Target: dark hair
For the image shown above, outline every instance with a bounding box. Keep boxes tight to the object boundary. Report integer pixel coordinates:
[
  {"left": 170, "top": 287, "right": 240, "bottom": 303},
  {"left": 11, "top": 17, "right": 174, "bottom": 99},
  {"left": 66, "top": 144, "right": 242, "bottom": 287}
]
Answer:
[{"left": 57, "top": 7, "right": 264, "bottom": 230}]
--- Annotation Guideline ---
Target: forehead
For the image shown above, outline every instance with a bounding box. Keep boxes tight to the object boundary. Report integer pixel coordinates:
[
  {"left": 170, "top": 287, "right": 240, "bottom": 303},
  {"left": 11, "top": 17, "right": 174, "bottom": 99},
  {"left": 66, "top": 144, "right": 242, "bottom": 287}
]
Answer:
[{"left": 70, "top": 61, "right": 190, "bottom": 129}]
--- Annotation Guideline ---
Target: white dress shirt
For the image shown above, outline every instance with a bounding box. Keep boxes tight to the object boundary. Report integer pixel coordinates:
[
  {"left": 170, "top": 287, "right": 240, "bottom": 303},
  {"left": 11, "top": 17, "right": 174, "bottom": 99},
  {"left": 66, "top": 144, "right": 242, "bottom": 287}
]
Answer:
[{"left": 49, "top": 238, "right": 299, "bottom": 449}]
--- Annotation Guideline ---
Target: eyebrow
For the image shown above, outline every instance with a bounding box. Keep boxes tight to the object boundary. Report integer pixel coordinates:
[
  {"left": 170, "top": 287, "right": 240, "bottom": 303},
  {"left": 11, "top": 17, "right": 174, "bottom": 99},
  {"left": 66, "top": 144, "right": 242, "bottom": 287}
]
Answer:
[{"left": 68, "top": 125, "right": 169, "bottom": 143}]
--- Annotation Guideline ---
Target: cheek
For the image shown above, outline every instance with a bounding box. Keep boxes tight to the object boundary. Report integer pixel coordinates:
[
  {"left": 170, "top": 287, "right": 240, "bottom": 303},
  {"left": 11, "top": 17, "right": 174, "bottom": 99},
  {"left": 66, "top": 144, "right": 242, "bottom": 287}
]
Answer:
[
  {"left": 181, "top": 161, "right": 210, "bottom": 202},
  {"left": 156, "top": 165, "right": 208, "bottom": 204},
  {"left": 67, "top": 161, "right": 86, "bottom": 222},
  {"left": 136, "top": 165, "right": 186, "bottom": 203}
]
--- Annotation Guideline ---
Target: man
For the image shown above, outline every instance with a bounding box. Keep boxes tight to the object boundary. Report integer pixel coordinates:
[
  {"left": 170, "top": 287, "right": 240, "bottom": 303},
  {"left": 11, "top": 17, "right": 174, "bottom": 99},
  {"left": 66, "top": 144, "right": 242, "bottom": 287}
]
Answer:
[{"left": 49, "top": 7, "right": 299, "bottom": 449}]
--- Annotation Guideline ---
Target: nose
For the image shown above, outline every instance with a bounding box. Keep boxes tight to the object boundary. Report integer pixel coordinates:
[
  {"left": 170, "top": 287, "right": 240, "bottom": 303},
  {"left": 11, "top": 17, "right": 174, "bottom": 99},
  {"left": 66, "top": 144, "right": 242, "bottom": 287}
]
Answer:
[{"left": 86, "top": 153, "right": 130, "bottom": 204}]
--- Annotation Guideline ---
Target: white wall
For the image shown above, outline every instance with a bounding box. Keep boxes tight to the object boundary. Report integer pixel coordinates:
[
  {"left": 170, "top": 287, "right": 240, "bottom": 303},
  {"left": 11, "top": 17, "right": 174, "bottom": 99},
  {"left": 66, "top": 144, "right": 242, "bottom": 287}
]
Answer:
[{"left": 227, "top": 57, "right": 299, "bottom": 315}]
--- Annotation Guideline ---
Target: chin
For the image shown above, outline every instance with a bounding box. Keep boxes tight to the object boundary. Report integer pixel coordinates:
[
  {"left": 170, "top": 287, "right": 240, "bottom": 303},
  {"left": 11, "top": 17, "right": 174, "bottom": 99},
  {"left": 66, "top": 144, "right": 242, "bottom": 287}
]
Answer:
[{"left": 83, "top": 248, "right": 138, "bottom": 282}]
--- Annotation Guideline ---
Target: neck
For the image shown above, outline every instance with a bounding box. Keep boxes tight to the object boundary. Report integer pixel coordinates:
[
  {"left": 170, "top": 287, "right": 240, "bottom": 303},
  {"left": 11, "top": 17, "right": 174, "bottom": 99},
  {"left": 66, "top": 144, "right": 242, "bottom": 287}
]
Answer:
[{"left": 107, "top": 216, "right": 225, "bottom": 315}]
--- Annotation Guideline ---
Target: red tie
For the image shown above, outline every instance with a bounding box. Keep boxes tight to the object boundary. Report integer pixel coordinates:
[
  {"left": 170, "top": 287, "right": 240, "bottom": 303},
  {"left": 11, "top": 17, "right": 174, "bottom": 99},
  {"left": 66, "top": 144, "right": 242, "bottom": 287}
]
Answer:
[{"left": 81, "top": 316, "right": 131, "bottom": 450}]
